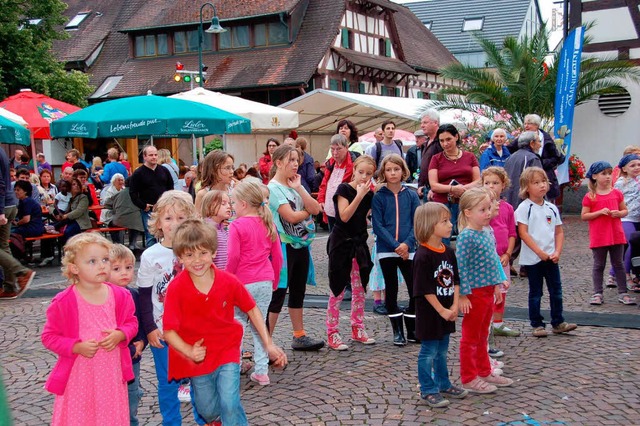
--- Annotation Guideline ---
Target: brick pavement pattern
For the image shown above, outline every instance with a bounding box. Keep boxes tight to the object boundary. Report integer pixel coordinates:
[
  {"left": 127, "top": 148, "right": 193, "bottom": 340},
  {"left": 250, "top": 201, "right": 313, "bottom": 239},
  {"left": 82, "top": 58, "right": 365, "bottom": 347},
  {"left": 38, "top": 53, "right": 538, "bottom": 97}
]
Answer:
[{"left": 2, "top": 216, "right": 640, "bottom": 424}]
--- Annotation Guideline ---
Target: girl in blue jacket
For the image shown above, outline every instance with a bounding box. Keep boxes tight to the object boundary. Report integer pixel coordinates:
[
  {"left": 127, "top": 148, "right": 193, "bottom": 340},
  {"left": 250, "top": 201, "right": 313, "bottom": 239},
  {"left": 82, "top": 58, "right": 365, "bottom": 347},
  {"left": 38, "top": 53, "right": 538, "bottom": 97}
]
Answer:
[{"left": 372, "top": 154, "right": 421, "bottom": 346}]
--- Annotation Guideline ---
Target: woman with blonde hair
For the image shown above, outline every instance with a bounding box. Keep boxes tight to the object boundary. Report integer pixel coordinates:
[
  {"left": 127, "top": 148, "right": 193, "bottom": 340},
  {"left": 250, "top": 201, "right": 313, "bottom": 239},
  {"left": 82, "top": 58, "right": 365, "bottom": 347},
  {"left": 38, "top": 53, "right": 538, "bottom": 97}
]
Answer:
[{"left": 157, "top": 149, "right": 181, "bottom": 191}]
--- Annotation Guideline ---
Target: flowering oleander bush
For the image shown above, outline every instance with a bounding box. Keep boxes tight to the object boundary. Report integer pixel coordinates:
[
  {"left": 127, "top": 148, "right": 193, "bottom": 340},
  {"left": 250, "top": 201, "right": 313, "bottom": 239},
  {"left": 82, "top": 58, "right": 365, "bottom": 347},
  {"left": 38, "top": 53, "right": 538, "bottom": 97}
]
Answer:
[
  {"left": 452, "top": 109, "right": 521, "bottom": 159},
  {"left": 566, "top": 154, "right": 586, "bottom": 191}
]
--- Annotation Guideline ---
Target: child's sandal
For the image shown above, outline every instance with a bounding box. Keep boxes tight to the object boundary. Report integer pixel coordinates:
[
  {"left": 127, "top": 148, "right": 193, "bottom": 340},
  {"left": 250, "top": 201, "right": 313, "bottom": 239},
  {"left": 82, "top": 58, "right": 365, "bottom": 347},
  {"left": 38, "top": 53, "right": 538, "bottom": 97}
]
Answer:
[
  {"left": 589, "top": 294, "right": 603, "bottom": 305},
  {"left": 421, "top": 393, "right": 450, "bottom": 408}
]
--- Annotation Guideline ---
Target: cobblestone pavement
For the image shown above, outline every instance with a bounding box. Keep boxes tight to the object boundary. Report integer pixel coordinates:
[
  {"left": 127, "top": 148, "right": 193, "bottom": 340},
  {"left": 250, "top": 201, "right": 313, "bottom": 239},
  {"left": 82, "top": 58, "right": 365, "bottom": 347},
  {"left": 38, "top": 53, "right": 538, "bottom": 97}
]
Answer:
[{"left": 2, "top": 215, "right": 640, "bottom": 424}]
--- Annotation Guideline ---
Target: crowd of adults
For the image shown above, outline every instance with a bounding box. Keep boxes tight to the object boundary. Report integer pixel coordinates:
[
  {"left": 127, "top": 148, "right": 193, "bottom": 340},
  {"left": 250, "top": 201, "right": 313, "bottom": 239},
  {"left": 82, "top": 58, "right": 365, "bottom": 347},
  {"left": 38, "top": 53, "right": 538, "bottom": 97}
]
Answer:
[{"left": 0, "top": 111, "right": 567, "bottom": 300}]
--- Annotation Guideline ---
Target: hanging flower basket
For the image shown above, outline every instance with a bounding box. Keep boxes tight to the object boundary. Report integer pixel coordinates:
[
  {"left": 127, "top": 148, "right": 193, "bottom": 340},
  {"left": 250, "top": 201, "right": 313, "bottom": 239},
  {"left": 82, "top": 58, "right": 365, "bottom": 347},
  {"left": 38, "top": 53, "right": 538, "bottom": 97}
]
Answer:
[{"left": 566, "top": 154, "right": 586, "bottom": 191}]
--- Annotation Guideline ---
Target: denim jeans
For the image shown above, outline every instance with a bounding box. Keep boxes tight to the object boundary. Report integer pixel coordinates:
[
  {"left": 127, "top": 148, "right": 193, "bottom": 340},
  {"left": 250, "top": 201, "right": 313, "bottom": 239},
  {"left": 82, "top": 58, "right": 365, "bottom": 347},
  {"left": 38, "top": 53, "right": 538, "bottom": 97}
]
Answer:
[
  {"left": 417, "top": 335, "right": 452, "bottom": 395},
  {"left": 443, "top": 202, "right": 458, "bottom": 246},
  {"left": 141, "top": 210, "right": 156, "bottom": 248},
  {"left": 234, "top": 281, "right": 272, "bottom": 375},
  {"left": 150, "top": 342, "right": 205, "bottom": 425},
  {"left": 190, "top": 363, "right": 248, "bottom": 425},
  {"left": 128, "top": 362, "right": 143, "bottom": 426},
  {"left": 525, "top": 260, "right": 564, "bottom": 328}
]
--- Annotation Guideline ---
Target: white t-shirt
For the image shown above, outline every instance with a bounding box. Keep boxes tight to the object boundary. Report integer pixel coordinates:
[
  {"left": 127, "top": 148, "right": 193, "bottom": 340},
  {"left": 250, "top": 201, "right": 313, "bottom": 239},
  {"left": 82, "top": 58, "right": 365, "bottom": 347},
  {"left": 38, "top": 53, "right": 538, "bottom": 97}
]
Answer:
[
  {"left": 136, "top": 243, "right": 183, "bottom": 333},
  {"left": 515, "top": 199, "right": 562, "bottom": 265},
  {"left": 54, "top": 192, "right": 71, "bottom": 212}
]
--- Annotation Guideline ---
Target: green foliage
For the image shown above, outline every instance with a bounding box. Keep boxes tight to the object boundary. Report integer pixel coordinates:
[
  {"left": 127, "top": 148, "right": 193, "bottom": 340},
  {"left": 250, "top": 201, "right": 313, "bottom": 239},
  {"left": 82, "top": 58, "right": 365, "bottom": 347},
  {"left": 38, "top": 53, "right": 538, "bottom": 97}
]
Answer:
[
  {"left": 0, "top": 0, "right": 93, "bottom": 106},
  {"left": 431, "top": 25, "right": 640, "bottom": 131},
  {"left": 203, "top": 138, "right": 223, "bottom": 156}
]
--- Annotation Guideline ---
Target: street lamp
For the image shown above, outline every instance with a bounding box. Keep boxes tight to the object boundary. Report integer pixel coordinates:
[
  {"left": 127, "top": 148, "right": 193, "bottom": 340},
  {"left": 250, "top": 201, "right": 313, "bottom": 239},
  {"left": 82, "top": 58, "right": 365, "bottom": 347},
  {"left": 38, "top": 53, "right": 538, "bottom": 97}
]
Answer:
[{"left": 198, "top": 3, "right": 226, "bottom": 87}]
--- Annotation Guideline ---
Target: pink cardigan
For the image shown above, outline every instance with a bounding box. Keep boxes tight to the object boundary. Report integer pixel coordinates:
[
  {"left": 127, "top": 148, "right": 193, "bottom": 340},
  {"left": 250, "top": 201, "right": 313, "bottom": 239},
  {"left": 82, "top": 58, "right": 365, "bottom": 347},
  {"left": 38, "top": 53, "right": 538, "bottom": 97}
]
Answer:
[{"left": 41, "top": 283, "right": 138, "bottom": 395}]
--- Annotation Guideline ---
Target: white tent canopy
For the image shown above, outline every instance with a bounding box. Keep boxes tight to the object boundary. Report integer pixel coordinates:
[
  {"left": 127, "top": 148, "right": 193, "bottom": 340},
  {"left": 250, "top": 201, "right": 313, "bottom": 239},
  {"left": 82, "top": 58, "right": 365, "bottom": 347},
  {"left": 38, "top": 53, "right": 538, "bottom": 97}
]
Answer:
[
  {"left": 279, "top": 89, "right": 490, "bottom": 134},
  {"left": 170, "top": 87, "right": 298, "bottom": 132},
  {"left": 0, "top": 107, "right": 28, "bottom": 126}
]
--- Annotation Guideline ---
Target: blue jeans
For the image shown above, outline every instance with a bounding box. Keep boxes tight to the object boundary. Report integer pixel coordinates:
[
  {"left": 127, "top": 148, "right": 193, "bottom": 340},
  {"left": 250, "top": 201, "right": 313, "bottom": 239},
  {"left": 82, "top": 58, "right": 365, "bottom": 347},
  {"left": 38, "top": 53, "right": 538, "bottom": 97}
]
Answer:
[
  {"left": 443, "top": 202, "right": 458, "bottom": 246},
  {"left": 525, "top": 260, "right": 564, "bottom": 328},
  {"left": 150, "top": 342, "right": 205, "bottom": 425},
  {"left": 128, "top": 362, "right": 143, "bottom": 426},
  {"left": 141, "top": 210, "right": 156, "bottom": 248},
  {"left": 417, "top": 335, "right": 452, "bottom": 395},
  {"left": 190, "top": 363, "right": 248, "bottom": 425}
]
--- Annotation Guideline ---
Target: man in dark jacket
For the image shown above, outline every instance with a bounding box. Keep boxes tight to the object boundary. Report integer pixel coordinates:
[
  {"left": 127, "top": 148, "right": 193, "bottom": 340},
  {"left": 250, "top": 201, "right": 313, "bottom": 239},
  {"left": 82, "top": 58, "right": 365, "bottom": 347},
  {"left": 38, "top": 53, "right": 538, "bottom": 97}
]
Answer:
[
  {"left": 503, "top": 131, "right": 543, "bottom": 210},
  {"left": 507, "top": 114, "right": 565, "bottom": 201},
  {"left": 128, "top": 146, "right": 173, "bottom": 248},
  {"left": 417, "top": 109, "right": 443, "bottom": 200},
  {"left": 406, "top": 130, "right": 427, "bottom": 183}
]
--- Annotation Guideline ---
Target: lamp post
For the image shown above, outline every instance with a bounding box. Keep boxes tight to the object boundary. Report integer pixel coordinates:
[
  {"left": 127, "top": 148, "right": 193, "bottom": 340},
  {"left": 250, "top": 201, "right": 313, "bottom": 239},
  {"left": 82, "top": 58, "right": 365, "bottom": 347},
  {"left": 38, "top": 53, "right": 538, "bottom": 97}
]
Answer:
[{"left": 198, "top": 3, "right": 226, "bottom": 88}]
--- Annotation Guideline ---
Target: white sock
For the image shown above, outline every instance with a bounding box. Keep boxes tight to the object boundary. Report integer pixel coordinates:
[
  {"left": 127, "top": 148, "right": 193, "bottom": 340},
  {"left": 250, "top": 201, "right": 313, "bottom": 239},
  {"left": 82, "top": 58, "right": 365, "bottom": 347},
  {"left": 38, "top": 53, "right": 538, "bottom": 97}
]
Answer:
[{"left": 493, "top": 321, "right": 503, "bottom": 329}]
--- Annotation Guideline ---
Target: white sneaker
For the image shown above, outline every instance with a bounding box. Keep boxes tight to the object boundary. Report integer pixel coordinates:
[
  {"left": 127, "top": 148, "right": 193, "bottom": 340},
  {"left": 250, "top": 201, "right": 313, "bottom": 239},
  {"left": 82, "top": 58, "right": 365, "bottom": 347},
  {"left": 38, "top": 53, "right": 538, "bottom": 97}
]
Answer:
[
  {"left": 177, "top": 383, "right": 191, "bottom": 403},
  {"left": 490, "top": 357, "right": 504, "bottom": 369},
  {"left": 39, "top": 257, "right": 54, "bottom": 267}
]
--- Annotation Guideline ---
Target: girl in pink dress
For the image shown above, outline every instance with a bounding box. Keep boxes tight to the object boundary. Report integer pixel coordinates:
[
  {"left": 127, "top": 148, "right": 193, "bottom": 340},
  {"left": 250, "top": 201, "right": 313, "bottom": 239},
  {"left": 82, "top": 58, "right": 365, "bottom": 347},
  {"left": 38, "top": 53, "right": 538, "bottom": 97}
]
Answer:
[{"left": 41, "top": 233, "right": 138, "bottom": 426}]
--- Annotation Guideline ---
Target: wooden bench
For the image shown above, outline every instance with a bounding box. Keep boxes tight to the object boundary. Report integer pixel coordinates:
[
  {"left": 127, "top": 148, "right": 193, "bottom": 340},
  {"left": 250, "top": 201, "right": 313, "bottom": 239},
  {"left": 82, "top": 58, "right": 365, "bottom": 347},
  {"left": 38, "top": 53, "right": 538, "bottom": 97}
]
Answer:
[{"left": 86, "top": 226, "right": 127, "bottom": 233}]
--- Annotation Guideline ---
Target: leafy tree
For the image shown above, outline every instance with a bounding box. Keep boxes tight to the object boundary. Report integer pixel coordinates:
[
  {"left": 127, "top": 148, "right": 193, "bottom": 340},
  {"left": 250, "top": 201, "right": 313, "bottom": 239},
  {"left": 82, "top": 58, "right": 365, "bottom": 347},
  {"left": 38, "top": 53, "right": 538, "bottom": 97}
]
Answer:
[
  {"left": 0, "top": 0, "right": 93, "bottom": 106},
  {"left": 430, "top": 25, "right": 640, "bottom": 131}
]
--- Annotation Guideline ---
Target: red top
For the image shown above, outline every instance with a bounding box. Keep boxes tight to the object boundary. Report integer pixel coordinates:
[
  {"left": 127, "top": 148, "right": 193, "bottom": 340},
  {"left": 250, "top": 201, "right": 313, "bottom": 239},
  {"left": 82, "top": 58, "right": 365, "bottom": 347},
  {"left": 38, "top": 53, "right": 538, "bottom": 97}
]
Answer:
[
  {"left": 428, "top": 151, "right": 479, "bottom": 204},
  {"left": 259, "top": 155, "right": 272, "bottom": 184},
  {"left": 582, "top": 189, "right": 627, "bottom": 248},
  {"left": 163, "top": 266, "right": 256, "bottom": 380}
]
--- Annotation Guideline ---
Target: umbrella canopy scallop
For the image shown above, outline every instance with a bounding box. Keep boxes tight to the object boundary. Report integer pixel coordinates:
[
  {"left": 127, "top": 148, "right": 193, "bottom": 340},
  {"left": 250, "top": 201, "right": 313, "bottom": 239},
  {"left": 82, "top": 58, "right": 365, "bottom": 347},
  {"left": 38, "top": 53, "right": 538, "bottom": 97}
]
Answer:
[
  {"left": 0, "top": 115, "right": 30, "bottom": 146},
  {"left": 50, "top": 94, "right": 251, "bottom": 139}
]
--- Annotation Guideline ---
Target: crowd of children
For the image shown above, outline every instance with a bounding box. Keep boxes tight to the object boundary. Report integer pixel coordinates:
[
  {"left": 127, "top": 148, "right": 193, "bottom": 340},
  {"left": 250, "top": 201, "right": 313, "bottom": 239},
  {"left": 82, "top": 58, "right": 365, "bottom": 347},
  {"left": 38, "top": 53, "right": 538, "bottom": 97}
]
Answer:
[{"left": 40, "top": 139, "right": 640, "bottom": 423}]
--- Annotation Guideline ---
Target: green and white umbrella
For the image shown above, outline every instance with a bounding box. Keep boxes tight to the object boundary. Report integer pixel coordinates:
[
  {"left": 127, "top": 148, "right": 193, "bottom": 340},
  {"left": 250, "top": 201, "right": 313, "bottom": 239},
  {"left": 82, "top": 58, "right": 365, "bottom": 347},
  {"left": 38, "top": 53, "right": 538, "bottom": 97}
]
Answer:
[
  {"left": 50, "top": 94, "right": 251, "bottom": 138},
  {"left": 0, "top": 115, "right": 30, "bottom": 146}
]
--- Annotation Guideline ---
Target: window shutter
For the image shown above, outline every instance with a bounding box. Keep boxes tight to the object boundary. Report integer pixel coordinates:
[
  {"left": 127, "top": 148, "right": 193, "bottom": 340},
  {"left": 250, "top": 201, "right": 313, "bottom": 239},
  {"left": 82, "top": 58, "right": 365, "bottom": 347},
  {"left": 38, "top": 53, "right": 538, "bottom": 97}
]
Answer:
[
  {"left": 359, "top": 82, "right": 365, "bottom": 93},
  {"left": 341, "top": 28, "right": 349, "bottom": 48},
  {"left": 343, "top": 81, "right": 350, "bottom": 92},
  {"left": 385, "top": 39, "right": 391, "bottom": 57},
  {"left": 330, "top": 79, "right": 339, "bottom": 91}
]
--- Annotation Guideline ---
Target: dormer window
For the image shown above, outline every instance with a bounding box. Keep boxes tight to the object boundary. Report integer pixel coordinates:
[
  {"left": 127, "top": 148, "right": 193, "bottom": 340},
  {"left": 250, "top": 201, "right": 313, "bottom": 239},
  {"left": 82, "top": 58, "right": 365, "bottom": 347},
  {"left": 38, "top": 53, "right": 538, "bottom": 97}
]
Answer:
[
  {"left": 462, "top": 18, "right": 484, "bottom": 32},
  {"left": 66, "top": 12, "right": 90, "bottom": 30},
  {"left": 423, "top": 20, "right": 433, "bottom": 31}
]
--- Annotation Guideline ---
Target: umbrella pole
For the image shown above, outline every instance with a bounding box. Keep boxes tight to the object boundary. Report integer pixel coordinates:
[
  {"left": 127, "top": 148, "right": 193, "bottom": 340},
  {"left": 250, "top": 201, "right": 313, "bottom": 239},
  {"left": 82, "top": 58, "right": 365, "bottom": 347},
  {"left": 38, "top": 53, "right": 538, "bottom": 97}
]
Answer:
[
  {"left": 192, "top": 135, "right": 197, "bottom": 165},
  {"left": 30, "top": 133, "right": 37, "bottom": 171}
]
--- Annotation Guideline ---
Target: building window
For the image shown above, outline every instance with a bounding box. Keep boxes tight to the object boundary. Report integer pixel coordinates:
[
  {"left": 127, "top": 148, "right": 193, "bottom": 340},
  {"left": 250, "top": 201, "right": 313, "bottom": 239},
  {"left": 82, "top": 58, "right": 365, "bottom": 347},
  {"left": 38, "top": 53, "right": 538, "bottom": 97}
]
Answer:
[
  {"left": 462, "top": 18, "right": 484, "bottom": 32},
  {"left": 359, "top": 82, "right": 366, "bottom": 94},
  {"left": 341, "top": 29, "right": 354, "bottom": 49},
  {"left": 173, "top": 31, "right": 211, "bottom": 54},
  {"left": 220, "top": 25, "right": 250, "bottom": 50},
  {"left": 379, "top": 38, "right": 391, "bottom": 57},
  {"left": 423, "top": 21, "right": 433, "bottom": 30},
  {"left": 268, "top": 22, "right": 288, "bottom": 45},
  {"left": 255, "top": 22, "right": 288, "bottom": 47},
  {"left": 342, "top": 80, "right": 351, "bottom": 92},
  {"left": 66, "top": 12, "right": 90, "bottom": 30},
  {"left": 135, "top": 34, "right": 169, "bottom": 57}
]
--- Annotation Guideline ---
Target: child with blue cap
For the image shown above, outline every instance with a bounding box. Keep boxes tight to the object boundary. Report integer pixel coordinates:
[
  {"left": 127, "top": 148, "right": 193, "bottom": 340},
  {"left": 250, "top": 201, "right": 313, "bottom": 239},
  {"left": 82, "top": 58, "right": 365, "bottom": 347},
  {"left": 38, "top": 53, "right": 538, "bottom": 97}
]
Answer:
[{"left": 582, "top": 160, "right": 635, "bottom": 305}]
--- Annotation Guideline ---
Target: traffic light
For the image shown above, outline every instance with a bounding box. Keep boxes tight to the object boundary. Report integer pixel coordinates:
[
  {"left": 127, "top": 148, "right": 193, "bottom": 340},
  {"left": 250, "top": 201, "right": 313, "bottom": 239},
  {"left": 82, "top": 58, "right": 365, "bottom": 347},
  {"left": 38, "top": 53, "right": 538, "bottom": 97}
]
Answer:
[
  {"left": 173, "top": 62, "right": 184, "bottom": 82},
  {"left": 183, "top": 75, "right": 191, "bottom": 83}
]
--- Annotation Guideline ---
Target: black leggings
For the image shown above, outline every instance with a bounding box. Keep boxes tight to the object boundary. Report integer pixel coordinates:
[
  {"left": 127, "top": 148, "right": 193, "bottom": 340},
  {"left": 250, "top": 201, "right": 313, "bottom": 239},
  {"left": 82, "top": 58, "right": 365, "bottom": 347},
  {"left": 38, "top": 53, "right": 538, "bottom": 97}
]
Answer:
[
  {"left": 379, "top": 256, "right": 414, "bottom": 315},
  {"left": 268, "top": 245, "right": 310, "bottom": 313}
]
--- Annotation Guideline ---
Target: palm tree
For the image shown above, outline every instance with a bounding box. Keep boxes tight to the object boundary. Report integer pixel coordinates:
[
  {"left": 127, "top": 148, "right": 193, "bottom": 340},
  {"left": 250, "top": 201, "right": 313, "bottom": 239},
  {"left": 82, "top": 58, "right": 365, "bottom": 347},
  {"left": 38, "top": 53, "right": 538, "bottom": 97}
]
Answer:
[{"left": 429, "top": 25, "right": 640, "bottom": 131}]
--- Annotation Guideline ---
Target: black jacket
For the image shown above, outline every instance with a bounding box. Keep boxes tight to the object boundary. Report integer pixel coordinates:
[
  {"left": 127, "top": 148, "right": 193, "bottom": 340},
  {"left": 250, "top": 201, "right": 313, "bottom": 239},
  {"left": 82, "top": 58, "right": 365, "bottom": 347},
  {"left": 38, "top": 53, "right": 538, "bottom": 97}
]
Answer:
[{"left": 509, "top": 129, "right": 565, "bottom": 200}]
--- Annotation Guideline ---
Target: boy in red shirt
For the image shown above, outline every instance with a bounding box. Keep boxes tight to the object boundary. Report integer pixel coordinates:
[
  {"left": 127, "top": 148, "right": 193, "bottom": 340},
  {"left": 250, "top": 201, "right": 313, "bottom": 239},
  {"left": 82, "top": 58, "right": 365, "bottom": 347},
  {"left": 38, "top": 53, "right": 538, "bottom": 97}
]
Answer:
[{"left": 163, "top": 219, "right": 287, "bottom": 425}]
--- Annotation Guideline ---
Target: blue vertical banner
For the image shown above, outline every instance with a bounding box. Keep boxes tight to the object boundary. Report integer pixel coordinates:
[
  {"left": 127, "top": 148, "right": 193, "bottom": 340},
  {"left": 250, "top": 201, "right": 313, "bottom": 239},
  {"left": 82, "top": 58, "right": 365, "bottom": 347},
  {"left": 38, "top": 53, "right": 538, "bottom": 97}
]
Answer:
[{"left": 555, "top": 26, "right": 584, "bottom": 184}]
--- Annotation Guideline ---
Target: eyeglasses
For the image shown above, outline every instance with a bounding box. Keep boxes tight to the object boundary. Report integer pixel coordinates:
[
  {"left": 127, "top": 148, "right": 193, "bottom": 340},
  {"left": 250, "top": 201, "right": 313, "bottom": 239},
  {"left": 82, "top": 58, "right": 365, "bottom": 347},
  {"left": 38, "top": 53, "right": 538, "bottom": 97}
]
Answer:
[{"left": 222, "top": 166, "right": 234, "bottom": 171}]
